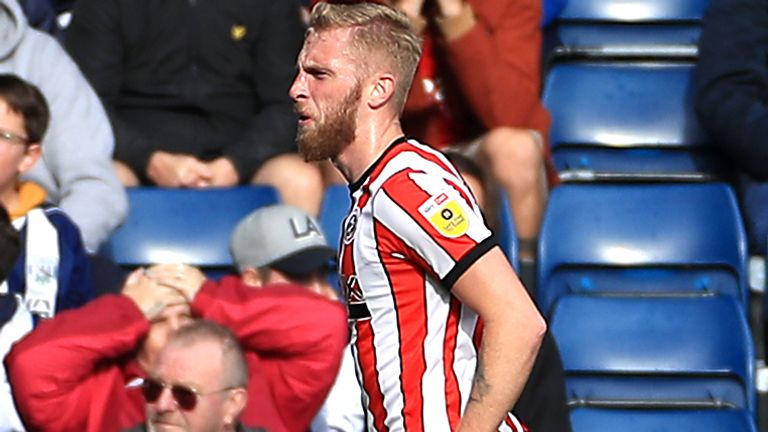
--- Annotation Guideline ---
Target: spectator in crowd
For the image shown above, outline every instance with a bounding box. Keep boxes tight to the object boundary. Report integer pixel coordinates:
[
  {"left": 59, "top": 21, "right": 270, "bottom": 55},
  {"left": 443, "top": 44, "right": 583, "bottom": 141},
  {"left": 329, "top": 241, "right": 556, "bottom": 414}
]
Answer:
[
  {"left": 0, "top": 205, "right": 29, "bottom": 431},
  {"left": 0, "top": 0, "right": 127, "bottom": 252},
  {"left": 133, "top": 320, "right": 256, "bottom": 432},
  {"left": 0, "top": 74, "right": 93, "bottom": 320},
  {"left": 64, "top": 0, "right": 327, "bottom": 216},
  {"left": 7, "top": 261, "right": 348, "bottom": 431},
  {"left": 0, "top": 205, "right": 19, "bottom": 280},
  {"left": 444, "top": 152, "right": 572, "bottom": 432},
  {"left": 695, "top": 0, "right": 768, "bottom": 257},
  {"left": 391, "top": 0, "right": 554, "bottom": 260},
  {"left": 230, "top": 204, "right": 365, "bottom": 432}
]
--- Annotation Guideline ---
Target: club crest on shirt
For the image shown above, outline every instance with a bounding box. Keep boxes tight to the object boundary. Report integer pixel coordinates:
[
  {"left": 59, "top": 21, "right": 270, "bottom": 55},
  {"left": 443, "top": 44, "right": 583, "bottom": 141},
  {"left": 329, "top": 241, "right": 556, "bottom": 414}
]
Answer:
[
  {"left": 343, "top": 207, "right": 360, "bottom": 244},
  {"left": 418, "top": 192, "right": 468, "bottom": 238}
]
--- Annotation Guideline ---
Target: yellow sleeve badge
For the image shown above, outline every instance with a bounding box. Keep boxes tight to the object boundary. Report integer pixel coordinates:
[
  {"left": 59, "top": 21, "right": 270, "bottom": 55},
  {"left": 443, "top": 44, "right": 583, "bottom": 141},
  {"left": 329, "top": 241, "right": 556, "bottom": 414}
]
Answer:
[{"left": 418, "top": 192, "right": 469, "bottom": 238}]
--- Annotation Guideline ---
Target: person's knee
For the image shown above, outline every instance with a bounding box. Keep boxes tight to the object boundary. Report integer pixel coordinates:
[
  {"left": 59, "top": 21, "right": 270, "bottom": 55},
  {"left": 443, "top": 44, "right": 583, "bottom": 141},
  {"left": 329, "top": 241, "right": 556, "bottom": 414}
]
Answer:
[
  {"left": 482, "top": 127, "right": 544, "bottom": 186},
  {"left": 252, "top": 154, "right": 324, "bottom": 214}
]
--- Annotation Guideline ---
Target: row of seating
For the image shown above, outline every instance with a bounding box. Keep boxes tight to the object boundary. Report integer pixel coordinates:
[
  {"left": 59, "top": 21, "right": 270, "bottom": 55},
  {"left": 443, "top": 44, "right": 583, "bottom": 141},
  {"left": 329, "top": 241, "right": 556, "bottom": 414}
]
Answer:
[{"left": 543, "top": 0, "right": 761, "bottom": 429}]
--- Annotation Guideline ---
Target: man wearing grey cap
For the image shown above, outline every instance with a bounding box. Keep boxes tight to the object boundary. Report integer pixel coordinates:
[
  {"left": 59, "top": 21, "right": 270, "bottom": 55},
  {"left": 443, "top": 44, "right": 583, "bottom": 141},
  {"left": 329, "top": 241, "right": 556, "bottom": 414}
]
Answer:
[
  {"left": 230, "top": 204, "right": 365, "bottom": 432},
  {"left": 231, "top": 204, "right": 337, "bottom": 299}
]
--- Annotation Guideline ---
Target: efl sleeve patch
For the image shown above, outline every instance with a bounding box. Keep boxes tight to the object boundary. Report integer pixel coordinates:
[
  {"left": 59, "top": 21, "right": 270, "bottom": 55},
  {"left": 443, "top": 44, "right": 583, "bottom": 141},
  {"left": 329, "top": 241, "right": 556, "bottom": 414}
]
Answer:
[{"left": 418, "top": 192, "right": 469, "bottom": 238}]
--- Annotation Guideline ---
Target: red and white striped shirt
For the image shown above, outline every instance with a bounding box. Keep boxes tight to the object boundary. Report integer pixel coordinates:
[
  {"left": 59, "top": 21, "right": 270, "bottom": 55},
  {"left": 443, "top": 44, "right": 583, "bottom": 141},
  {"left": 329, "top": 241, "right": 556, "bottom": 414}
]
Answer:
[{"left": 339, "top": 137, "right": 525, "bottom": 432}]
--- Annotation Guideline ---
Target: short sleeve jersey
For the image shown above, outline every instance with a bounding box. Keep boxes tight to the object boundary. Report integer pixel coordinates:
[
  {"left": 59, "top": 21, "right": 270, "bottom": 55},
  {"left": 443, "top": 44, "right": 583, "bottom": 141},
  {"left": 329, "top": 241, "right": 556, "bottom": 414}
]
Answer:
[{"left": 338, "top": 137, "right": 525, "bottom": 432}]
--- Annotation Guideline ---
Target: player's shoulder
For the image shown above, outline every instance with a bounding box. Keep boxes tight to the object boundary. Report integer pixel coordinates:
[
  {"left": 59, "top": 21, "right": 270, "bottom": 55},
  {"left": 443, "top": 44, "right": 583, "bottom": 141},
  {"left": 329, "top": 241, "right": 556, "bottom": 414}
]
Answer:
[{"left": 375, "top": 140, "right": 460, "bottom": 193}]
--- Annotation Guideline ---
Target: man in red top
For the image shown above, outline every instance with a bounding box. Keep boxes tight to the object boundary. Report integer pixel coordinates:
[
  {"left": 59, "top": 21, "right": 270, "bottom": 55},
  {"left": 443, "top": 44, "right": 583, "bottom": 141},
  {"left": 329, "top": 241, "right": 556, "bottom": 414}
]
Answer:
[
  {"left": 6, "top": 262, "right": 348, "bottom": 432},
  {"left": 394, "top": 0, "right": 553, "bottom": 260}
]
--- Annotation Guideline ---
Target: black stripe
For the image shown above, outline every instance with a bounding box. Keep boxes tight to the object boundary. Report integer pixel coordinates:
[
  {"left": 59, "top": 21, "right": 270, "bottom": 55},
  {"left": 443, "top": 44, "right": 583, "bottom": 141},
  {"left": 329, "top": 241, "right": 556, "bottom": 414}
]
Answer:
[{"left": 442, "top": 236, "right": 498, "bottom": 289}]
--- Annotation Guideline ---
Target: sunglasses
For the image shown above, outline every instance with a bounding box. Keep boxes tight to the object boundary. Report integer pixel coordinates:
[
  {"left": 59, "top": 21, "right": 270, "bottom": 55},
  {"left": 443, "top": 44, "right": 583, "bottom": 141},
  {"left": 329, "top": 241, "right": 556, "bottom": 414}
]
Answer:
[{"left": 142, "top": 377, "right": 238, "bottom": 411}]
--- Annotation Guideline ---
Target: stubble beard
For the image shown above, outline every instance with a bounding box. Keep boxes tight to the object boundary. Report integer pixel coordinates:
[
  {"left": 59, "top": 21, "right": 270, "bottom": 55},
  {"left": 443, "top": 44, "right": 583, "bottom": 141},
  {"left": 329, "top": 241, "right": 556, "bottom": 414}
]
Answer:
[{"left": 297, "top": 84, "right": 361, "bottom": 162}]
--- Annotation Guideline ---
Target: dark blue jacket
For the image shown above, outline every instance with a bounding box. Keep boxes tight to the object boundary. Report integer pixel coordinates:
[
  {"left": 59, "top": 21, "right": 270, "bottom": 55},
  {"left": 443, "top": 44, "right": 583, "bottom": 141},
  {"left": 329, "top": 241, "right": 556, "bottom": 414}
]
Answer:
[{"left": 8, "top": 203, "right": 94, "bottom": 318}]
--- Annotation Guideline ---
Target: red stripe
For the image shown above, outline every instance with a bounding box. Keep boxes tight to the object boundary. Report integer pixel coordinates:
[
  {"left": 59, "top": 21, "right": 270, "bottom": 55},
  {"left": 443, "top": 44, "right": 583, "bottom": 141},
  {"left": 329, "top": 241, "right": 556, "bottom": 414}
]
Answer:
[
  {"left": 443, "top": 297, "right": 463, "bottom": 430},
  {"left": 473, "top": 318, "right": 484, "bottom": 350},
  {"left": 375, "top": 221, "right": 428, "bottom": 432},
  {"left": 368, "top": 140, "right": 457, "bottom": 190},
  {"left": 445, "top": 177, "right": 475, "bottom": 210},
  {"left": 356, "top": 320, "right": 390, "bottom": 432},
  {"left": 504, "top": 413, "right": 528, "bottom": 432}
]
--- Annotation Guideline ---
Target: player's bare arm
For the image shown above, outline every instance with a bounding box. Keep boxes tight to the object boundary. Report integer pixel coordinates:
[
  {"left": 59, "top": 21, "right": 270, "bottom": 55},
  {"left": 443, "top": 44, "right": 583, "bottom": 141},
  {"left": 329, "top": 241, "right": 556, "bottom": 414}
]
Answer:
[{"left": 452, "top": 247, "right": 546, "bottom": 431}]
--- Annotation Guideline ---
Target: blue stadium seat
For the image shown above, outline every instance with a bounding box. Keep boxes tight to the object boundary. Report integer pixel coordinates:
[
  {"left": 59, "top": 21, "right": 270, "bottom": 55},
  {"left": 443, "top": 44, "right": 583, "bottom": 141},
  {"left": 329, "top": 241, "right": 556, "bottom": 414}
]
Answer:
[
  {"left": 318, "top": 184, "right": 351, "bottom": 253},
  {"left": 100, "top": 186, "right": 279, "bottom": 275},
  {"left": 496, "top": 193, "right": 519, "bottom": 272},
  {"left": 542, "top": 61, "right": 725, "bottom": 179},
  {"left": 546, "top": 0, "right": 709, "bottom": 58},
  {"left": 319, "top": 185, "right": 520, "bottom": 271},
  {"left": 570, "top": 407, "right": 757, "bottom": 432},
  {"left": 537, "top": 182, "right": 748, "bottom": 314},
  {"left": 551, "top": 295, "right": 756, "bottom": 415}
]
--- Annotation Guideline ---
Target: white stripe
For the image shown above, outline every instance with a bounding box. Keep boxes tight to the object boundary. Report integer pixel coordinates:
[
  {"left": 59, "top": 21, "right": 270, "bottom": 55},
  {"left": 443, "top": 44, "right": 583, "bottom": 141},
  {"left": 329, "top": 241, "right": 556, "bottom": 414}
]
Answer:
[
  {"left": 354, "top": 204, "right": 406, "bottom": 431},
  {"left": 421, "top": 275, "right": 451, "bottom": 430}
]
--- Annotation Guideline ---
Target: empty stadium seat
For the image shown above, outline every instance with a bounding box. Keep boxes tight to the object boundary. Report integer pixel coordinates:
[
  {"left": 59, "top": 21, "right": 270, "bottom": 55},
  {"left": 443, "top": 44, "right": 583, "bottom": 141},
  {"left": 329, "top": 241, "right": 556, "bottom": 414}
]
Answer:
[
  {"left": 100, "top": 186, "right": 279, "bottom": 275},
  {"left": 551, "top": 295, "right": 756, "bottom": 414},
  {"left": 570, "top": 407, "right": 757, "bottom": 432},
  {"left": 542, "top": 61, "right": 725, "bottom": 180},
  {"left": 537, "top": 182, "right": 748, "bottom": 314},
  {"left": 546, "top": 0, "right": 709, "bottom": 58}
]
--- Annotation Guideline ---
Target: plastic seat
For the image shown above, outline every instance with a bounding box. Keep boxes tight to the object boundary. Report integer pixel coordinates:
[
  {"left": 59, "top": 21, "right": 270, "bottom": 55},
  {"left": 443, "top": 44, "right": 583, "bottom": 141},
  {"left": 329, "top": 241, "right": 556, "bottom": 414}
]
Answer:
[
  {"left": 100, "top": 186, "right": 279, "bottom": 275},
  {"left": 570, "top": 407, "right": 757, "bottom": 432},
  {"left": 551, "top": 295, "right": 756, "bottom": 415},
  {"left": 542, "top": 61, "right": 725, "bottom": 180},
  {"left": 546, "top": 0, "right": 710, "bottom": 59},
  {"left": 318, "top": 184, "right": 351, "bottom": 253},
  {"left": 537, "top": 182, "right": 748, "bottom": 314}
]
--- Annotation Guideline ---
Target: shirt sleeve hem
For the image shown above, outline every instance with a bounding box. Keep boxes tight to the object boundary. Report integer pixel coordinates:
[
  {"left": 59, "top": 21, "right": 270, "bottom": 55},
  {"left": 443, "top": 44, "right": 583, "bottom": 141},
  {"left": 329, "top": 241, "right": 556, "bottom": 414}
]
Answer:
[{"left": 441, "top": 235, "right": 497, "bottom": 289}]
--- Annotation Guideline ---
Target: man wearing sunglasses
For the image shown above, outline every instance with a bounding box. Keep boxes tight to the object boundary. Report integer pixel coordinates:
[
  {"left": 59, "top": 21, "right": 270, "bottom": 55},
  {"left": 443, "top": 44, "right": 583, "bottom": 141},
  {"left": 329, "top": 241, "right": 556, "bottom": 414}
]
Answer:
[
  {"left": 7, "top": 257, "right": 348, "bottom": 431},
  {"left": 135, "top": 319, "right": 259, "bottom": 432}
]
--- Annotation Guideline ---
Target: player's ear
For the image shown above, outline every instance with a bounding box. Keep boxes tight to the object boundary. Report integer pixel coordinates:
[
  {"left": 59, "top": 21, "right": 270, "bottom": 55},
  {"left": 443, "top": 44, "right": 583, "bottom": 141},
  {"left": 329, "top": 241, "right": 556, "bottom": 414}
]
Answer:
[{"left": 367, "top": 73, "right": 395, "bottom": 110}]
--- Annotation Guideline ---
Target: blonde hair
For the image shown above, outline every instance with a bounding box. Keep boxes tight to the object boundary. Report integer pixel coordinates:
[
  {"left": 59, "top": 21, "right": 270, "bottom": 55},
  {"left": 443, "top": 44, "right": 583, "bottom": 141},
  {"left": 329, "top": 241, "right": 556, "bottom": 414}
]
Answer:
[{"left": 308, "top": 2, "right": 422, "bottom": 114}]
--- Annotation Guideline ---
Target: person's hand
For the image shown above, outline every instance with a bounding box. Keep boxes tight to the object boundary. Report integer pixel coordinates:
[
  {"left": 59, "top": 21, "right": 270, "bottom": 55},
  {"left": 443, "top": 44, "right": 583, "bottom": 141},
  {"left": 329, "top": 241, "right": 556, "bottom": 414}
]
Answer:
[
  {"left": 203, "top": 157, "right": 240, "bottom": 187},
  {"left": 146, "top": 151, "right": 213, "bottom": 187},
  {"left": 122, "top": 269, "right": 189, "bottom": 320},
  {"left": 145, "top": 263, "right": 207, "bottom": 303},
  {"left": 393, "top": 0, "right": 426, "bottom": 19},
  {"left": 435, "top": 0, "right": 464, "bottom": 18}
]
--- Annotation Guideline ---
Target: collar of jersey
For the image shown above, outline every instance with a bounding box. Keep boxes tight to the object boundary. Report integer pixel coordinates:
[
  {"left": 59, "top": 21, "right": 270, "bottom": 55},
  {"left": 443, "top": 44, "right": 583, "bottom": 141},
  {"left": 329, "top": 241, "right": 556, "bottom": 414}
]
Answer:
[{"left": 349, "top": 136, "right": 409, "bottom": 193}]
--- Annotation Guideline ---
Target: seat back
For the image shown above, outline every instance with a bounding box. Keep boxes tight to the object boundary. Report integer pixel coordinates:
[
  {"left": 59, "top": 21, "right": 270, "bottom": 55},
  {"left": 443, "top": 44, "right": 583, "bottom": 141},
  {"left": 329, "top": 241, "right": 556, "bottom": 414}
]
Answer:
[
  {"left": 551, "top": 295, "right": 755, "bottom": 414},
  {"left": 546, "top": 0, "right": 710, "bottom": 58},
  {"left": 318, "top": 184, "right": 351, "bottom": 253},
  {"left": 100, "top": 186, "right": 279, "bottom": 275},
  {"left": 542, "top": 61, "right": 723, "bottom": 179},
  {"left": 570, "top": 407, "right": 757, "bottom": 432},
  {"left": 537, "top": 182, "right": 748, "bottom": 314}
]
